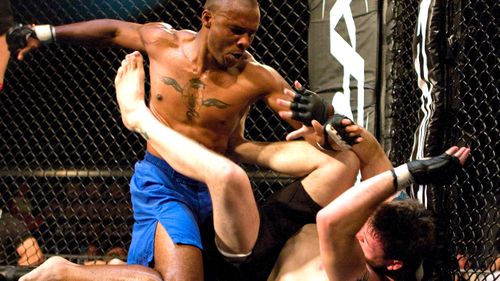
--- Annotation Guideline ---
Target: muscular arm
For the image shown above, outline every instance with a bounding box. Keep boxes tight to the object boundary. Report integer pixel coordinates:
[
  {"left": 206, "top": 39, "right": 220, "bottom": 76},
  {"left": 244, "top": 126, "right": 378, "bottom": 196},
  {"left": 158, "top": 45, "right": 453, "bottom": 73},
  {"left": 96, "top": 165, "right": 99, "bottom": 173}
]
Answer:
[
  {"left": 54, "top": 19, "right": 145, "bottom": 51},
  {"left": 258, "top": 66, "right": 319, "bottom": 144},
  {"left": 15, "top": 19, "right": 150, "bottom": 60}
]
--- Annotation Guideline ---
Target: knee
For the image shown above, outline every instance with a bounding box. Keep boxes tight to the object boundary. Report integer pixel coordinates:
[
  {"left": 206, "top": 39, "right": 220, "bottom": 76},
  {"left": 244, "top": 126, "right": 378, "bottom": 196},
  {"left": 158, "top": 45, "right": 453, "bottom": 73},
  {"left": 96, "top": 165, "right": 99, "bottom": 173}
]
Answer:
[
  {"left": 323, "top": 150, "right": 360, "bottom": 175},
  {"left": 336, "top": 150, "right": 360, "bottom": 170},
  {"left": 211, "top": 160, "right": 247, "bottom": 185},
  {"left": 314, "top": 150, "right": 360, "bottom": 186}
]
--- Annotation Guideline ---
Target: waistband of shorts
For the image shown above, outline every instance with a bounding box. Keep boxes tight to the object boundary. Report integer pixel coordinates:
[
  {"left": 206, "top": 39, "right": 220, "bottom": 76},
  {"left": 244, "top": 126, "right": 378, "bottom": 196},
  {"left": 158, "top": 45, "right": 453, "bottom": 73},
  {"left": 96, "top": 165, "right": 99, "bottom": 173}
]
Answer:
[{"left": 144, "top": 151, "right": 203, "bottom": 186}]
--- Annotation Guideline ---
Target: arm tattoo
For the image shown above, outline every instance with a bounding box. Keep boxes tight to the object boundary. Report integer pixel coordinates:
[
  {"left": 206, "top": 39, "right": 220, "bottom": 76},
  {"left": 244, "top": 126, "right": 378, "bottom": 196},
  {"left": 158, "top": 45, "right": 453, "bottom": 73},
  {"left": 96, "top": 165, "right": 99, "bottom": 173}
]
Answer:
[
  {"left": 141, "top": 131, "right": 149, "bottom": 140},
  {"left": 160, "top": 76, "right": 231, "bottom": 121}
]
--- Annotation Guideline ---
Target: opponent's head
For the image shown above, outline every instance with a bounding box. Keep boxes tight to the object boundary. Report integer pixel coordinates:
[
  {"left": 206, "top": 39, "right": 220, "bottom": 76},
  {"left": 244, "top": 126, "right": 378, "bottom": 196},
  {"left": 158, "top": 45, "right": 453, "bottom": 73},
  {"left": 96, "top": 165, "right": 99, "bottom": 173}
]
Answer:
[
  {"left": 356, "top": 199, "right": 436, "bottom": 279},
  {"left": 202, "top": 0, "right": 260, "bottom": 67}
]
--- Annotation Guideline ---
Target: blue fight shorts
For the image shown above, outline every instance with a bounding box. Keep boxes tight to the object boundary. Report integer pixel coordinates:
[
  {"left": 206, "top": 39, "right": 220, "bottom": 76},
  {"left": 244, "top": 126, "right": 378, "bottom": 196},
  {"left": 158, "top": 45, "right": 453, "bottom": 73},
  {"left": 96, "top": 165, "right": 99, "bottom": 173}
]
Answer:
[{"left": 127, "top": 152, "right": 213, "bottom": 266}]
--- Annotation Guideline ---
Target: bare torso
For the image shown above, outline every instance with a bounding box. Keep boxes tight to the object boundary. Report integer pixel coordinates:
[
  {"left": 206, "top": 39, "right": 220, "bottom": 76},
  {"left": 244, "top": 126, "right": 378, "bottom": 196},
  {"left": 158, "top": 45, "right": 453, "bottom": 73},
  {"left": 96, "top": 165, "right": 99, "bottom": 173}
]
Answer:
[{"left": 141, "top": 23, "right": 282, "bottom": 157}]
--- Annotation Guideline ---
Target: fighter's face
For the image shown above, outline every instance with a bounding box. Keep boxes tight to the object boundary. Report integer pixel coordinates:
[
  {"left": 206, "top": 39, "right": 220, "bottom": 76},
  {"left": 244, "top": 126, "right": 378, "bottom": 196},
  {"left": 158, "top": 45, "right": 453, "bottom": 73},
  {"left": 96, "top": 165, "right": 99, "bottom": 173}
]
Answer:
[{"left": 205, "top": 6, "right": 260, "bottom": 67}]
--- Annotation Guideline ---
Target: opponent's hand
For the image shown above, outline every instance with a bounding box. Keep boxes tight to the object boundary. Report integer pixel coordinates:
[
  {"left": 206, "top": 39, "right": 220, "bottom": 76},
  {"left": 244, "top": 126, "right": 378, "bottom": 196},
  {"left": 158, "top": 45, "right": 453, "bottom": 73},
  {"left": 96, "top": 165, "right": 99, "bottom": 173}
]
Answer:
[
  {"left": 284, "top": 120, "right": 324, "bottom": 141},
  {"left": 407, "top": 146, "right": 470, "bottom": 185},
  {"left": 323, "top": 114, "right": 362, "bottom": 151},
  {"left": 6, "top": 23, "right": 42, "bottom": 60},
  {"left": 279, "top": 81, "right": 332, "bottom": 126}
]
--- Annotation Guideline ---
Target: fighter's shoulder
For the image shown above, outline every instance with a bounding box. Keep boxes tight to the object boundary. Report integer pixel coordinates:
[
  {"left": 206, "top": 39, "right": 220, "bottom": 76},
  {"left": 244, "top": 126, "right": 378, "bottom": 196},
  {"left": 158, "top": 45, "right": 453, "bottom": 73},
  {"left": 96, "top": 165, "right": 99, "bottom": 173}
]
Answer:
[
  {"left": 139, "top": 22, "right": 194, "bottom": 46},
  {"left": 243, "top": 54, "right": 283, "bottom": 85}
]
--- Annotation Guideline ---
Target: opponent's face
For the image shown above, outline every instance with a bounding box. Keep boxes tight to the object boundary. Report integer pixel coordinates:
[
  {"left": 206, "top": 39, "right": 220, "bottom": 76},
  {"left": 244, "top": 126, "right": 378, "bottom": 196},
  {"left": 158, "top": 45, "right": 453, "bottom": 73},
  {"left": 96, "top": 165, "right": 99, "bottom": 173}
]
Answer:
[
  {"left": 356, "top": 223, "right": 387, "bottom": 268},
  {"left": 204, "top": 6, "right": 260, "bottom": 67}
]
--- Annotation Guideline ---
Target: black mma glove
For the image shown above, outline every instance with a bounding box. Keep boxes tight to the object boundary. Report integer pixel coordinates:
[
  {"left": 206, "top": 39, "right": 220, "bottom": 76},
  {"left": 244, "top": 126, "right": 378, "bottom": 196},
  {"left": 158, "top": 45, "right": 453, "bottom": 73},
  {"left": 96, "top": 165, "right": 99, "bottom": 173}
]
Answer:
[
  {"left": 392, "top": 152, "right": 463, "bottom": 191},
  {"left": 407, "top": 153, "right": 462, "bottom": 185},
  {"left": 6, "top": 23, "right": 35, "bottom": 53},
  {"left": 290, "top": 85, "right": 332, "bottom": 126},
  {"left": 322, "top": 114, "right": 360, "bottom": 151},
  {"left": 6, "top": 23, "right": 55, "bottom": 53}
]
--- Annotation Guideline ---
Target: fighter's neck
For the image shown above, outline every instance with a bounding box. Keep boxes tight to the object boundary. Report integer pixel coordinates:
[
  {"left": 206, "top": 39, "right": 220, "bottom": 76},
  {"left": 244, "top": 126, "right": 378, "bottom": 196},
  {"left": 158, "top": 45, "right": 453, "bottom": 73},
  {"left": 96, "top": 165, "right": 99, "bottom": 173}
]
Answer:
[{"left": 184, "top": 31, "right": 223, "bottom": 74}]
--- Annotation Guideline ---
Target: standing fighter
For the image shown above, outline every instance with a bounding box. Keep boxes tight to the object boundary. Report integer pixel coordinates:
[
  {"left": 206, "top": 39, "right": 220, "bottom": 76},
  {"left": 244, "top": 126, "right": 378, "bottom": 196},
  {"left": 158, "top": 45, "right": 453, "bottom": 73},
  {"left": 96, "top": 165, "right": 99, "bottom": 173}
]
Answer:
[{"left": 9, "top": 0, "right": 387, "bottom": 280}]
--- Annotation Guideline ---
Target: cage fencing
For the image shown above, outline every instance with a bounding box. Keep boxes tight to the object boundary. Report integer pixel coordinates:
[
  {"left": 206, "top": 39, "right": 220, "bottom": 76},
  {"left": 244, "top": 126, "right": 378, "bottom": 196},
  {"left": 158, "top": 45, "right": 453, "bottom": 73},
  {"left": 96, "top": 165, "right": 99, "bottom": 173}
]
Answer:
[
  {"left": 387, "top": 0, "right": 499, "bottom": 280},
  {"left": 0, "top": 0, "right": 498, "bottom": 281}
]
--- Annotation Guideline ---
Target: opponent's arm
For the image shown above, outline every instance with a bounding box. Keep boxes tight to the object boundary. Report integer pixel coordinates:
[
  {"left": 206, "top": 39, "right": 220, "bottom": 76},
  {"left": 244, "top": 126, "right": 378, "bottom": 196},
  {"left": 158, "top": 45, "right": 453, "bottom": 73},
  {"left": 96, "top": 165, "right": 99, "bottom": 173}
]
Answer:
[
  {"left": 8, "top": 19, "right": 145, "bottom": 60},
  {"left": 316, "top": 146, "right": 470, "bottom": 280}
]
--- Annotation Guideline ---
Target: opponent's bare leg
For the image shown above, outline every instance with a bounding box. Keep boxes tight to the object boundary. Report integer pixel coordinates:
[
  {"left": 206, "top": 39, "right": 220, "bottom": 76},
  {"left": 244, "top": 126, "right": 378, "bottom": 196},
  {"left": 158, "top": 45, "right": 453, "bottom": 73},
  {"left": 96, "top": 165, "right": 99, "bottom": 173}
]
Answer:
[
  {"left": 19, "top": 256, "right": 162, "bottom": 281},
  {"left": 115, "top": 52, "right": 259, "bottom": 263}
]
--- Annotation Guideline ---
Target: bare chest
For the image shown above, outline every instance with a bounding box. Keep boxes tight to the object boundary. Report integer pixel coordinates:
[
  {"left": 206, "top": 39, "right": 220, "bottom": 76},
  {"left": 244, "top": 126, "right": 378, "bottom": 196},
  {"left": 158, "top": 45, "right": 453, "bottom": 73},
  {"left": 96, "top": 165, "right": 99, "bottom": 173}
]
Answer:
[{"left": 149, "top": 58, "right": 257, "bottom": 129}]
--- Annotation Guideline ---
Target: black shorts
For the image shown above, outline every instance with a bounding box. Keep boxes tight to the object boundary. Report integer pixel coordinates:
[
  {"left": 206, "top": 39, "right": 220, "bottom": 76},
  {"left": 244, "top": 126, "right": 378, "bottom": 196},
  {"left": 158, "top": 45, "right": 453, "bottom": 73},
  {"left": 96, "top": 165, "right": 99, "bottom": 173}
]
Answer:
[
  {"left": 0, "top": 0, "right": 13, "bottom": 35},
  {"left": 202, "top": 180, "right": 322, "bottom": 281}
]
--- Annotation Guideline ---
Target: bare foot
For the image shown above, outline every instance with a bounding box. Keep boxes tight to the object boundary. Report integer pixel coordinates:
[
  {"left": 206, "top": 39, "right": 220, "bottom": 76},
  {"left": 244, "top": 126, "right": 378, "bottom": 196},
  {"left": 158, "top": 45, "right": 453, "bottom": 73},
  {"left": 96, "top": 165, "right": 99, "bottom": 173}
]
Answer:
[
  {"left": 19, "top": 256, "right": 74, "bottom": 281},
  {"left": 114, "top": 51, "right": 149, "bottom": 133}
]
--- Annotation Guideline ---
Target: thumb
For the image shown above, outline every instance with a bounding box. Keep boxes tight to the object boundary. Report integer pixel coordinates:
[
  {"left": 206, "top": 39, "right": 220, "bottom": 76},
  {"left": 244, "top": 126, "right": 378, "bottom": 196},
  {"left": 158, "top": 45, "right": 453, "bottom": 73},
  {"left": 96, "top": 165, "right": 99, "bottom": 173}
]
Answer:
[
  {"left": 286, "top": 125, "right": 309, "bottom": 141},
  {"left": 311, "top": 120, "right": 325, "bottom": 143},
  {"left": 17, "top": 48, "right": 28, "bottom": 61},
  {"left": 293, "top": 80, "right": 303, "bottom": 90}
]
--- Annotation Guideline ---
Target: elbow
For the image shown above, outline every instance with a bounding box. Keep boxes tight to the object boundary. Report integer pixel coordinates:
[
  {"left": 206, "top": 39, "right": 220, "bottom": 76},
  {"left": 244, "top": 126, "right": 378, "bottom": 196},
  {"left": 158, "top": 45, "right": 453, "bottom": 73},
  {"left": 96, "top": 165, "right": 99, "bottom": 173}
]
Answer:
[
  {"left": 316, "top": 208, "right": 340, "bottom": 234},
  {"left": 316, "top": 209, "right": 330, "bottom": 228}
]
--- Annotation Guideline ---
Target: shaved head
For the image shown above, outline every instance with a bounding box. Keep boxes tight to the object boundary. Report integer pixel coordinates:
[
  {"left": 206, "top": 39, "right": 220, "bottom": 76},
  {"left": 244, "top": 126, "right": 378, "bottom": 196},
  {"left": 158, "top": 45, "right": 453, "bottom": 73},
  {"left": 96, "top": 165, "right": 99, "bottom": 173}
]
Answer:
[{"left": 204, "top": 0, "right": 259, "bottom": 13}]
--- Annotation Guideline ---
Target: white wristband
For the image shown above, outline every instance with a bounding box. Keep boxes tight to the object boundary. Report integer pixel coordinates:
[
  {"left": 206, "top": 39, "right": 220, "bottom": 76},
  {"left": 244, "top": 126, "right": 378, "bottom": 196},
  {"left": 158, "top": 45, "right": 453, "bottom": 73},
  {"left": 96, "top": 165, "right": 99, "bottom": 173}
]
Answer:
[
  {"left": 34, "top": 25, "right": 56, "bottom": 43},
  {"left": 392, "top": 164, "right": 413, "bottom": 191}
]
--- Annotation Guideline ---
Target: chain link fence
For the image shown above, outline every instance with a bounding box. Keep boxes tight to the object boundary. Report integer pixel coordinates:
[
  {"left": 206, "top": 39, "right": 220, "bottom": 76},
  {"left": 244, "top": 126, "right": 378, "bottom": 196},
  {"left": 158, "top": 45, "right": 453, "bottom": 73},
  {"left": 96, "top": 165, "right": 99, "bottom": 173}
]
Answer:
[
  {"left": 445, "top": 1, "right": 499, "bottom": 280},
  {"left": 387, "top": 0, "right": 499, "bottom": 280},
  {"left": 1, "top": 0, "right": 498, "bottom": 280},
  {"left": 386, "top": 0, "right": 420, "bottom": 165}
]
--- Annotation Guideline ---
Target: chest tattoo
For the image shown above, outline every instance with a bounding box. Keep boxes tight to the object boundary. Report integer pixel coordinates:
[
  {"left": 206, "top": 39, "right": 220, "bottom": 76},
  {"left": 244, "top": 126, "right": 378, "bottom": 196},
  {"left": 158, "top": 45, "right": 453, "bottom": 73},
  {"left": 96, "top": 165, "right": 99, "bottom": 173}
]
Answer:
[{"left": 161, "top": 76, "right": 231, "bottom": 121}]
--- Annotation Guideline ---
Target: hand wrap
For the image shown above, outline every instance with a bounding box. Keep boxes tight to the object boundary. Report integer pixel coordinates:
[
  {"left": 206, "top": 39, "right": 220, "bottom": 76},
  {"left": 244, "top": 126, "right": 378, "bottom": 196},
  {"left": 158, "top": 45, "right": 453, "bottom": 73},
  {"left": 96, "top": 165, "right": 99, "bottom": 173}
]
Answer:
[
  {"left": 6, "top": 23, "right": 35, "bottom": 53},
  {"left": 290, "top": 86, "right": 331, "bottom": 126},
  {"left": 6, "top": 23, "right": 55, "bottom": 53},
  {"left": 323, "top": 114, "right": 359, "bottom": 151}
]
